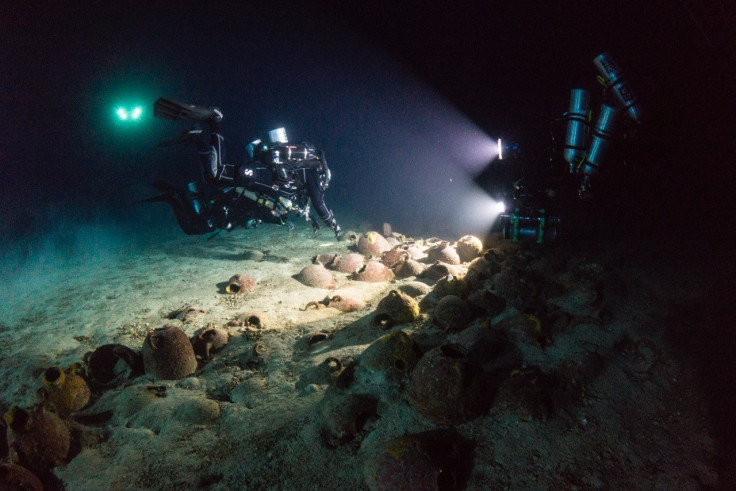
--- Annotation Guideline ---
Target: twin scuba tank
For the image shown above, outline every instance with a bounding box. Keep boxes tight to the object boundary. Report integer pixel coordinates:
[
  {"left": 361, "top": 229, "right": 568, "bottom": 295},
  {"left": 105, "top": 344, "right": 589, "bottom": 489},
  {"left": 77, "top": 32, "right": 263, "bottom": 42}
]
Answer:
[{"left": 563, "top": 52, "right": 642, "bottom": 180}]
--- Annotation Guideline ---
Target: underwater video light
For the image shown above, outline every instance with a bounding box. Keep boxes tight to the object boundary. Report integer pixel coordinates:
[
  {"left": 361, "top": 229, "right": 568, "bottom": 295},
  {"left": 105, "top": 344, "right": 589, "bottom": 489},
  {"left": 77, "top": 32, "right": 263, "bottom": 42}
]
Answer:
[
  {"left": 115, "top": 105, "right": 144, "bottom": 122},
  {"left": 496, "top": 139, "right": 520, "bottom": 161}
]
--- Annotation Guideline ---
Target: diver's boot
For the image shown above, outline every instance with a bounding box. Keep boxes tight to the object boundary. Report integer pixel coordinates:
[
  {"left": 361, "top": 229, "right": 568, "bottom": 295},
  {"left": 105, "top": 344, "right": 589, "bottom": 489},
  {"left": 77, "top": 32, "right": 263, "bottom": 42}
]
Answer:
[{"left": 154, "top": 97, "right": 223, "bottom": 123}]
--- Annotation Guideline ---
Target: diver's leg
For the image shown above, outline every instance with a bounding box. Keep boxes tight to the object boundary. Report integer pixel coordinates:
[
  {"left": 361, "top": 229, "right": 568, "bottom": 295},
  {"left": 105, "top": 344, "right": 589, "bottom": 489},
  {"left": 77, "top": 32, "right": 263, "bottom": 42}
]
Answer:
[
  {"left": 150, "top": 183, "right": 215, "bottom": 235},
  {"left": 163, "top": 196, "right": 213, "bottom": 235},
  {"left": 196, "top": 120, "right": 236, "bottom": 184}
]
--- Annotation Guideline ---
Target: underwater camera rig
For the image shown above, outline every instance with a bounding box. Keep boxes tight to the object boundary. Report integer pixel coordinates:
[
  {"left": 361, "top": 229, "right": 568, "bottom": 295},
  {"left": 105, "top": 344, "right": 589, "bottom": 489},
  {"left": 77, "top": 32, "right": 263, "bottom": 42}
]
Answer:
[
  {"left": 500, "top": 206, "right": 561, "bottom": 244},
  {"left": 247, "top": 127, "right": 332, "bottom": 192},
  {"left": 490, "top": 159, "right": 562, "bottom": 244}
]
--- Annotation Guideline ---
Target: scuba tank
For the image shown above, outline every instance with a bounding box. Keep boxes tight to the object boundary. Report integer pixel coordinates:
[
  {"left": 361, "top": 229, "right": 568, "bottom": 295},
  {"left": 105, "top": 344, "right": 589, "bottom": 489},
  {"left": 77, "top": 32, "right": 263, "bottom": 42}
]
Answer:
[
  {"left": 563, "top": 89, "right": 591, "bottom": 173},
  {"left": 593, "top": 52, "right": 642, "bottom": 124}
]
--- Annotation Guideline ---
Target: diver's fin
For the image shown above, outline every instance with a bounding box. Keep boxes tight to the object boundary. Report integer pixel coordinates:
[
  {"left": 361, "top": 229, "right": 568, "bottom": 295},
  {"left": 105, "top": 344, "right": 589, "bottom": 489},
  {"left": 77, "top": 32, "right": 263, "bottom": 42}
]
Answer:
[{"left": 153, "top": 97, "right": 223, "bottom": 122}]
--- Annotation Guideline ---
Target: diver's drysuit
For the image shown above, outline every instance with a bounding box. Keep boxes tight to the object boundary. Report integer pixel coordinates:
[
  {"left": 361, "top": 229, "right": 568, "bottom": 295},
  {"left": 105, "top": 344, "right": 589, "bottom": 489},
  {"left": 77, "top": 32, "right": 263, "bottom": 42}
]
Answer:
[
  {"left": 147, "top": 180, "right": 271, "bottom": 235},
  {"left": 151, "top": 97, "right": 341, "bottom": 237}
]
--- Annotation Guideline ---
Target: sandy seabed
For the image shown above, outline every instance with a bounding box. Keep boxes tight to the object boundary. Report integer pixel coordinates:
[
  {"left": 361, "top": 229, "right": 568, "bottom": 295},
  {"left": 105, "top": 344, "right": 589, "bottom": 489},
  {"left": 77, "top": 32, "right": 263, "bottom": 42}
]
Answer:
[{"left": 0, "top": 219, "right": 721, "bottom": 490}]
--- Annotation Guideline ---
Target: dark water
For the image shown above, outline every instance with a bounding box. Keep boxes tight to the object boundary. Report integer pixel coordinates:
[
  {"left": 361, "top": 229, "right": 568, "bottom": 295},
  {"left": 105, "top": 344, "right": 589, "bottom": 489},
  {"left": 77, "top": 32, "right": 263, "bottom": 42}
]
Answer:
[{"left": 3, "top": 2, "right": 733, "bottom": 243}]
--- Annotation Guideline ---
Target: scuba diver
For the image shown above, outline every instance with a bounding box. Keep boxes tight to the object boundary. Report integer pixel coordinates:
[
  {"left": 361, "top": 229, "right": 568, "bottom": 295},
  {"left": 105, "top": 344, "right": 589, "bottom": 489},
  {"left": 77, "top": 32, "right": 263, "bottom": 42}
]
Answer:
[
  {"left": 486, "top": 51, "right": 642, "bottom": 243},
  {"left": 147, "top": 97, "right": 341, "bottom": 238}
]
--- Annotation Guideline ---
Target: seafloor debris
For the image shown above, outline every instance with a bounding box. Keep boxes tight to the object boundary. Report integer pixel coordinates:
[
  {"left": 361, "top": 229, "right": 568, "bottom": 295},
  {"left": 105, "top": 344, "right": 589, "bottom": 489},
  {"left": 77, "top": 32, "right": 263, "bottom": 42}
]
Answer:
[
  {"left": 374, "top": 290, "right": 420, "bottom": 327},
  {"left": 318, "top": 392, "right": 379, "bottom": 448},
  {"left": 307, "top": 332, "right": 330, "bottom": 346},
  {"left": 380, "top": 248, "right": 410, "bottom": 269},
  {"left": 432, "top": 273, "right": 469, "bottom": 299},
  {"left": 426, "top": 240, "right": 462, "bottom": 265},
  {"left": 296, "top": 263, "right": 337, "bottom": 289},
  {"left": 357, "top": 231, "right": 392, "bottom": 257},
  {"left": 419, "top": 261, "right": 462, "bottom": 282},
  {"left": 2, "top": 228, "right": 717, "bottom": 489},
  {"left": 431, "top": 295, "right": 471, "bottom": 332},
  {"left": 227, "top": 313, "right": 266, "bottom": 330},
  {"left": 4, "top": 405, "right": 71, "bottom": 474},
  {"left": 326, "top": 295, "right": 365, "bottom": 312},
  {"left": 142, "top": 325, "right": 198, "bottom": 380},
  {"left": 359, "top": 330, "right": 422, "bottom": 383},
  {"left": 363, "top": 429, "right": 475, "bottom": 491},
  {"left": 398, "top": 242, "right": 424, "bottom": 260},
  {"left": 455, "top": 234, "right": 484, "bottom": 262},
  {"left": 393, "top": 257, "right": 426, "bottom": 278},
  {"left": 350, "top": 260, "right": 394, "bottom": 282},
  {"left": 302, "top": 300, "right": 325, "bottom": 311},
  {"left": 0, "top": 462, "right": 44, "bottom": 491},
  {"left": 247, "top": 341, "right": 269, "bottom": 369},
  {"left": 325, "top": 253, "right": 365, "bottom": 274},
  {"left": 167, "top": 304, "right": 206, "bottom": 322},
  {"left": 225, "top": 273, "right": 257, "bottom": 294},
  {"left": 39, "top": 365, "right": 91, "bottom": 416},
  {"left": 313, "top": 253, "right": 336, "bottom": 266},
  {"left": 407, "top": 343, "right": 495, "bottom": 425},
  {"left": 83, "top": 344, "right": 144, "bottom": 392},
  {"left": 338, "top": 230, "right": 360, "bottom": 242},
  {"left": 190, "top": 325, "right": 230, "bottom": 360}
]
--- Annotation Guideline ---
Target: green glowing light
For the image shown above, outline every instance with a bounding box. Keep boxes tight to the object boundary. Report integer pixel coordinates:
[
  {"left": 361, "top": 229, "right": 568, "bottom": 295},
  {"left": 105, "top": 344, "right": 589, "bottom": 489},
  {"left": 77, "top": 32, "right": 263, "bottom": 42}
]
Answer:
[{"left": 115, "top": 105, "right": 144, "bottom": 122}]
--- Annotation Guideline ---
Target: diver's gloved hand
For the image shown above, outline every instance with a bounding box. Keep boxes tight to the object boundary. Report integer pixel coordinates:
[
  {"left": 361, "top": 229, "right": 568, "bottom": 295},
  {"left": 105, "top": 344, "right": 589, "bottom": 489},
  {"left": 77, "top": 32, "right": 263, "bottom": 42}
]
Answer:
[
  {"left": 327, "top": 217, "right": 341, "bottom": 238},
  {"left": 322, "top": 210, "right": 340, "bottom": 238},
  {"left": 310, "top": 218, "right": 320, "bottom": 234}
]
